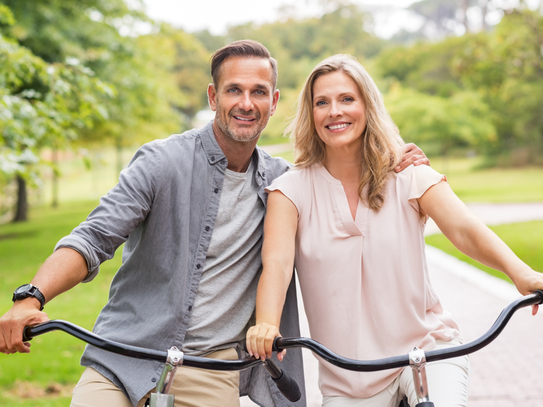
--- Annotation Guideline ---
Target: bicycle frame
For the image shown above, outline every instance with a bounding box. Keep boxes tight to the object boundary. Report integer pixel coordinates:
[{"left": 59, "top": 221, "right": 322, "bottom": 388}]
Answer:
[{"left": 273, "top": 290, "right": 543, "bottom": 407}]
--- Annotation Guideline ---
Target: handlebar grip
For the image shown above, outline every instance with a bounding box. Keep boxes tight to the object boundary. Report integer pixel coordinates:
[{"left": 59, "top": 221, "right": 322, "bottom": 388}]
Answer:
[
  {"left": 272, "top": 336, "right": 284, "bottom": 352},
  {"left": 23, "top": 326, "right": 34, "bottom": 342},
  {"left": 272, "top": 370, "right": 302, "bottom": 402}
]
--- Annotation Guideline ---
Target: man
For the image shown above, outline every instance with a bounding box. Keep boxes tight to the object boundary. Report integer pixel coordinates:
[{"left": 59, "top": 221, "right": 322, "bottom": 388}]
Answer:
[{"left": 0, "top": 40, "right": 428, "bottom": 407}]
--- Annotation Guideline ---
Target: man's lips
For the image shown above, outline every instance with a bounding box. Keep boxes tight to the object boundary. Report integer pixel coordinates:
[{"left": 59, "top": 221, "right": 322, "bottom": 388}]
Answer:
[{"left": 233, "top": 115, "right": 256, "bottom": 122}]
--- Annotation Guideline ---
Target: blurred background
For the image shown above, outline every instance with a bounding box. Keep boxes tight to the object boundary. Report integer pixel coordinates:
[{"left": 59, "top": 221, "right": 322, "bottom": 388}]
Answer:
[
  {"left": 2, "top": 0, "right": 543, "bottom": 222},
  {"left": 1, "top": 1, "right": 543, "bottom": 405}
]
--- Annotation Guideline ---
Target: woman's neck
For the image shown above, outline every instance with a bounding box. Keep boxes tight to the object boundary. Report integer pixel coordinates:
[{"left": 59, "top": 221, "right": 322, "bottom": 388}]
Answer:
[{"left": 323, "top": 148, "right": 362, "bottom": 184}]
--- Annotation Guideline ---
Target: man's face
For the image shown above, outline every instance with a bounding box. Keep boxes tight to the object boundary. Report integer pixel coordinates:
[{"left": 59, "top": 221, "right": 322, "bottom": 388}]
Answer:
[{"left": 208, "top": 56, "right": 279, "bottom": 144}]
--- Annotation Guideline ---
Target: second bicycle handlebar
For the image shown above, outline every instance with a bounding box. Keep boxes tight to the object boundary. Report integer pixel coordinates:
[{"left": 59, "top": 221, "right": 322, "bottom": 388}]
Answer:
[{"left": 273, "top": 290, "right": 543, "bottom": 372}]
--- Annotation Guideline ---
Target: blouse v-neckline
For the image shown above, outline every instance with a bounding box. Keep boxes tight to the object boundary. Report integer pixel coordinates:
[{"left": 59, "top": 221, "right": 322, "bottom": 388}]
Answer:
[{"left": 317, "top": 164, "right": 368, "bottom": 236}]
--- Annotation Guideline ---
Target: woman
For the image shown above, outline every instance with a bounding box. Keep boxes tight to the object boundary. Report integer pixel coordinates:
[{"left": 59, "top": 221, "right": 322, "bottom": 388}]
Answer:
[{"left": 246, "top": 54, "right": 543, "bottom": 407}]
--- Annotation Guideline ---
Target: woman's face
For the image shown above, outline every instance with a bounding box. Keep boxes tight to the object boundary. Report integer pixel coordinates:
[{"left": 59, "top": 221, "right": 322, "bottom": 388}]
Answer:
[{"left": 312, "top": 71, "right": 367, "bottom": 153}]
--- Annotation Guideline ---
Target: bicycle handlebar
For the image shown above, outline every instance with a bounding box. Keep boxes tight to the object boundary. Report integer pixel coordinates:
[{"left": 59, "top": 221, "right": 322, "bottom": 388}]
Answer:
[
  {"left": 23, "top": 320, "right": 302, "bottom": 402},
  {"left": 273, "top": 290, "right": 543, "bottom": 372}
]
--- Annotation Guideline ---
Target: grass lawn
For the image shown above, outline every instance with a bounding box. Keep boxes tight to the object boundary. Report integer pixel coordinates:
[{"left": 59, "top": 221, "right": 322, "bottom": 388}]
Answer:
[
  {"left": 429, "top": 156, "right": 543, "bottom": 203},
  {"left": 425, "top": 220, "right": 543, "bottom": 283},
  {"left": 0, "top": 201, "right": 122, "bottom": 406}
]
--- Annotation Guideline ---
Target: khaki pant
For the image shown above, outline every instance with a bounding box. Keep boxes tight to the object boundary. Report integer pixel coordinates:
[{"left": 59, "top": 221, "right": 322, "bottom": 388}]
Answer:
[
  {"left": 322, "top": 340, "right": 470, "bottom": 407},
  {"left": 71, "top": 348, "right": 240, "bottom": 407}
]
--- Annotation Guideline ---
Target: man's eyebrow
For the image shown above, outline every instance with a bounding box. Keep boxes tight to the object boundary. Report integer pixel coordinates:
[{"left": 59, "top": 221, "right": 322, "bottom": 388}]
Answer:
[{"left": 223, "top": 82, "right": 270, "bottom": 90}]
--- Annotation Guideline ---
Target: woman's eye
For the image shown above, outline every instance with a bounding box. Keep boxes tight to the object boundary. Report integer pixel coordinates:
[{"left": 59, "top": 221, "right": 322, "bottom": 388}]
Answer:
[
  {"left": 315, "top": 100, "right": 326, "bottom": 106},
  {"left": 343, "top": 97, "right": 354, "bottom": 102}
]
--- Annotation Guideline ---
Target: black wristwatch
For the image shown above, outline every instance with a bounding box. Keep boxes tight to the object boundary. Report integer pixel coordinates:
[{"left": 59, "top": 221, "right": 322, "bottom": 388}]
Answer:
[{"left": 12, "top": 284, "right": 46, "bottom": 311}]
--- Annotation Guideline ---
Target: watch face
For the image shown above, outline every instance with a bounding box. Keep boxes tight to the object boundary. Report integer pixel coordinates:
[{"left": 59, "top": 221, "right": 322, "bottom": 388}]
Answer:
[{"left": 15, "top": 284, "right": 32, "bottom": 294}]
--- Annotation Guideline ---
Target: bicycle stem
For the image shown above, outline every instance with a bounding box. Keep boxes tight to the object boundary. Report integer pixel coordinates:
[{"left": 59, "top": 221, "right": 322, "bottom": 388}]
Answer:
[
  {"left": 151, "top": 347, "right": 184, "bottom": 407},
  {"left": 409, "top": 347, "right": 433, "bottom": 406}
]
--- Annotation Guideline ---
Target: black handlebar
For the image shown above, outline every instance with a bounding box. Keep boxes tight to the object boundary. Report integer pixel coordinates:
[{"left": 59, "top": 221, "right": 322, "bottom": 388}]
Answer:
[
  {"left": 23, "top": 320, "right": 301, "bottom": 402},
  {"left": 24, "top": 290, "right": 542, "bottom": 403},
  {"left": 273, "top": 290, "right": 543, "bottom": 372}
]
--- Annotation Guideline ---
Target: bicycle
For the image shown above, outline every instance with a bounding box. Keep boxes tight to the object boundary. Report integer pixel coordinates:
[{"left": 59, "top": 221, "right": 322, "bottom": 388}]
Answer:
[
  {"left": 23, "top": 321, "right": 302, "bottom": 407},
  {"left": 270, "top": 290, "right": 543, "bottom": 407}
]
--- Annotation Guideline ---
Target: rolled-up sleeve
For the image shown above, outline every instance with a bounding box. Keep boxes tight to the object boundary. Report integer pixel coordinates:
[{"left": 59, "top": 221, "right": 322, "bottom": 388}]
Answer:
[{"left": 55, "top": 143, "right": 159, "bottom": 282}]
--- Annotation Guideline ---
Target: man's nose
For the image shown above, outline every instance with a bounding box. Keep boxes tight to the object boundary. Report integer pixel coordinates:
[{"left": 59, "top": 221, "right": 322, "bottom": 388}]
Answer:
[{"left": 239, "top": 92, "right": 254, "bottom": 111}]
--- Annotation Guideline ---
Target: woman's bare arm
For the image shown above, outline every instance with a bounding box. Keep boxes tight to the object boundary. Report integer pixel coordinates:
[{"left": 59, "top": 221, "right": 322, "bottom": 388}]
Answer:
[
  {"left": 246, "top": 191, "right": 298, "bottom": 361},
  {"left": 419, "top": 181, "right": 543, "bottom": 310}
]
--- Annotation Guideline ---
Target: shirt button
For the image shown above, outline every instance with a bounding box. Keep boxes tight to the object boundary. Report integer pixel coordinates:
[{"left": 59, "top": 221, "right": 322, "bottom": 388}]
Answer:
[
  {"left": 262, "top": 172, "right": 265, "bottom": 177},
  {"left": 151, "top": 378, "right": 157, "bottom": 383},
  {"left": 214, "top": 188, "right": 219, "bottom": 193},
  {"left": 196, "top": 264, "right": 201, "bottom": 269},
  {"left": 205, "top": 226, "right": 210, "bottom": 231},
  {"left": 211, "top": 156, "right": 215, "bottom": 161},
  {"left": 188, "top": 305, "right": 193, "bottom": 311}
]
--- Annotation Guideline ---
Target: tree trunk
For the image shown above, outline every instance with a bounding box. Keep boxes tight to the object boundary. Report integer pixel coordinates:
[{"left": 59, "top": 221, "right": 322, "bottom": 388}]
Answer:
[
  {"left": 481, "top": 0, "right": 489, "bottom": 31},
  {"left": 13, "top": 174, "right": 28, "bottom": 222},
  {"left": 462, "top": 0, "right": 470, "bottom": 33},
  {"left": 116, "top": 143, "right": 123, "bottom": 176},
  {"left": 52, "top": 147, "right": 59, "bottom": 208}
]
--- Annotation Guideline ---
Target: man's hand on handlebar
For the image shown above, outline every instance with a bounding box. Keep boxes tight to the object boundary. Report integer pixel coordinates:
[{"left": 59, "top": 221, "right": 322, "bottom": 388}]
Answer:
[
  {"left": 246, "top": 323, "right": 286, "bottom": 362},
  {"left": 0, "top": 299, "right": 49, "bottom": 354}
]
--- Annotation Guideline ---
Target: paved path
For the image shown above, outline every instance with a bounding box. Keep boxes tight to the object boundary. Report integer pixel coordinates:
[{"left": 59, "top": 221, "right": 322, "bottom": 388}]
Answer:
[{"left": 241, "top": 202, "right": 543, "bottom": 406}]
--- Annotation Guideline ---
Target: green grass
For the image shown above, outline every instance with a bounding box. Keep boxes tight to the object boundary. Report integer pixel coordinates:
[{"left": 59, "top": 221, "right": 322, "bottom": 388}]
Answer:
[
  {"left": 428, "top": 156, "right": 543, "bottom": 203},
  {"left": 425, "top": 220, "right": 543, "bottom": 283},
  {"left": 0, "top": 201, "right": 122, "bottom": 406}
]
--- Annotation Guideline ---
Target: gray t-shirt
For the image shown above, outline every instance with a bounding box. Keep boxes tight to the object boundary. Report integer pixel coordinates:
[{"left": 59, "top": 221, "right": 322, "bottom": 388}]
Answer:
[{"left": 183, "top": 161, "right": 265, "bottom": 355}]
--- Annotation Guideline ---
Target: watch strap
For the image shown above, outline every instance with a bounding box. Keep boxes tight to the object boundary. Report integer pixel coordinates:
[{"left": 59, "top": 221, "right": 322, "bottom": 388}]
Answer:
[{"left": 13, "top": 285, "right": 46, "bottom": 311}]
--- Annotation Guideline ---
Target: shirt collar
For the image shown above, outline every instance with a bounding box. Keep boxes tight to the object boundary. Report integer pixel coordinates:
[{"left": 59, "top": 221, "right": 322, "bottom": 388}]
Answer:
[{"left": 200, "top": 120, "right": 226, "bottom": 165}]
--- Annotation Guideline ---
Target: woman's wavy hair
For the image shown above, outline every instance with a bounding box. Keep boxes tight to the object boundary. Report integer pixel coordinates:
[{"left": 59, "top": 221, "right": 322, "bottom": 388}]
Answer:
[{"left": 286, "top": 54, "right": 404, "bottom": 211}]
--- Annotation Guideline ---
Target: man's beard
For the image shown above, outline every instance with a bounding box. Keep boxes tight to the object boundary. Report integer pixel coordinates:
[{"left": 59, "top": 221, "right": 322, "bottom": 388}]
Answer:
[{"left": 215, "top": 107, "right": 265, "bottom": 143}]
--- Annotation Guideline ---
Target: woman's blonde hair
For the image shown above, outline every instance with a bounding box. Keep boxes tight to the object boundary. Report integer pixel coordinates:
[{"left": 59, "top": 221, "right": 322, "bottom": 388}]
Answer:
[{"left": 286, "top": 54, "right": 404, "bottom": 211}]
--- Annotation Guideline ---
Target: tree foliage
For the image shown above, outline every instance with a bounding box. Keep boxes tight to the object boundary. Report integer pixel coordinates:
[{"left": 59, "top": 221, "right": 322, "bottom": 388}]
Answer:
[{"left": 377, "top": 8, "right": 543, "bottom": 165}]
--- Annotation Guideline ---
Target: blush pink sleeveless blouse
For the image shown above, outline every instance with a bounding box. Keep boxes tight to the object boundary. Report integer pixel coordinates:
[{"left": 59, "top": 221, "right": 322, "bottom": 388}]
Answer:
[{"left": 266, "top": 164, "right": 461, "bottom": 398}]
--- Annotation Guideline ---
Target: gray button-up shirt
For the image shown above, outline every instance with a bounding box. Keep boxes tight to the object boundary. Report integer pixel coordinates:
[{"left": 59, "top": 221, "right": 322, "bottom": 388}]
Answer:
[{"left": 56, "top": 121, "right": 306, "bottom": 407}]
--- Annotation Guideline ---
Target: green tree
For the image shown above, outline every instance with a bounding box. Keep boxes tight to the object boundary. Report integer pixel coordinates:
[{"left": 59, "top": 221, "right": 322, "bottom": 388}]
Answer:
[
  {"left": 0, "top": 4, "right": 110, "bottom": 221},
  {"left": 1, "top": 0, "right": 188, "bottom": 207},
  {"left": 453, "top": 10, "right": 543, "bottom": 164},
  {"left": 386, "top": 84, "right": 496, "bottom": 158}
]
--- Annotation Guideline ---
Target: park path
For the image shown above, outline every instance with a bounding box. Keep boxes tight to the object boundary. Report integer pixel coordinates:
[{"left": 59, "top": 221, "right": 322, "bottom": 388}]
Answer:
[{"left": 241, "top": 202, "right": 543, "bottom": 407}]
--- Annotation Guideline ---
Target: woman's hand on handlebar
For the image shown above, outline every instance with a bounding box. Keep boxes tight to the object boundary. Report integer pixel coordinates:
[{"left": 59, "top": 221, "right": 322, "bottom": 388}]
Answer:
[
  {"left": 0, "top": 299, "right": 49, "bottom": 354},
  {"left": 246, "top": 323, "right": 286, "bottom": 362},
  {"left": 511, "top": 267, "right": 543, "bottom": 315}
]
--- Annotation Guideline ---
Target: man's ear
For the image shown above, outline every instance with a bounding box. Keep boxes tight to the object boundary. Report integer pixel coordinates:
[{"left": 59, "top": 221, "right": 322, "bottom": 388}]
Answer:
[
  {"left": 207, "top": 83, "right": 217, "bottom": 111},
  {"left": 270, "top": 89, "right": 280, "bottom": 116}
]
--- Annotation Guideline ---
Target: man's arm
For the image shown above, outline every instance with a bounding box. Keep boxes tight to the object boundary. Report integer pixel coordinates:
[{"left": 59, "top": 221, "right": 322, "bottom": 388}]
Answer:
[
  {"left": 0, "top": 247, "right": 88, "bottom": 354},
  {"left": 395, "top": 143, "right": 430, "bottom": 172}
]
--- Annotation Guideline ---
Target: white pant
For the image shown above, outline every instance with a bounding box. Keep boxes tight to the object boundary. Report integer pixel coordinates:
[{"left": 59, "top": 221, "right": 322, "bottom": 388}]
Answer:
[{"left": 323, "top": 340, "right": 470, "bottom": 407}]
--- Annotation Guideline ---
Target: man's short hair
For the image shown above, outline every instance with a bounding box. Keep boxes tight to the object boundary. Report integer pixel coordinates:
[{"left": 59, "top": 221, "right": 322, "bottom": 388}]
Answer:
[{"left": 211, "top": 40, "right": 278, "bottom": 90}]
